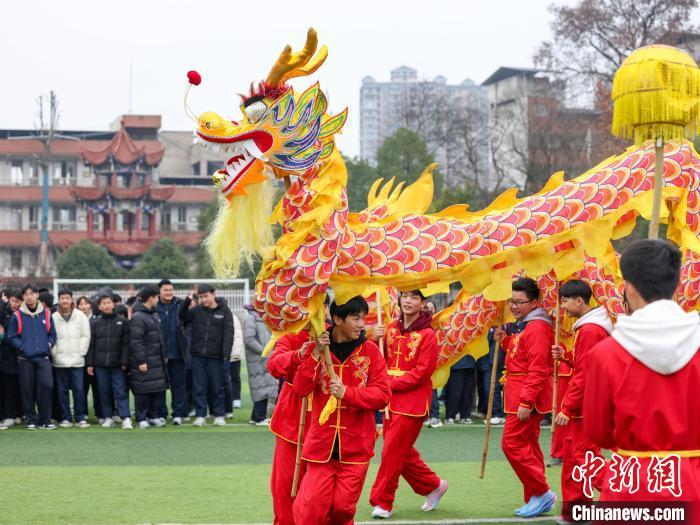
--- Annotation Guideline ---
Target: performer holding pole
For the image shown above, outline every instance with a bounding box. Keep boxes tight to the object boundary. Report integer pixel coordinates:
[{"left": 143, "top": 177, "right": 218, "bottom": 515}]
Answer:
[
  {"left": 292, "top": 296, "right": 390, "bottom": 525},
  {"left": 480, "top": 305, "right": 505, "bottom": 479},
  {"left": 370, "top": 290, "right": 448, "bottom": 519},
  {"left": 549, "top": 284, "right": 571, "bottom": 468},
  {"left": 493, "top": 277, "right": 555, "bottom": 519}
]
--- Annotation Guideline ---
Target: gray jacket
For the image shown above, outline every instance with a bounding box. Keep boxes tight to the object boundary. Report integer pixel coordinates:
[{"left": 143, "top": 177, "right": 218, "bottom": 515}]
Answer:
[{"left": 243, "top": 308, "right": 278, "bottom": 403}]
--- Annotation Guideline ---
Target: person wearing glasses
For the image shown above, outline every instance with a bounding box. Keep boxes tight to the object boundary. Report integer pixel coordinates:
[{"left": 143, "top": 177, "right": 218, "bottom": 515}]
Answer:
[{"left": 493, "top": 277, "right": 556, "bottom": 518}]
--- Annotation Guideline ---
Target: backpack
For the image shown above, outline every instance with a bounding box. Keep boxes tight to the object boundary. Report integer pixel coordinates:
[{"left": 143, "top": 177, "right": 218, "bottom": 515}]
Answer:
[{"left": 14, "top": 309, "right": 51, "bottom": 335}]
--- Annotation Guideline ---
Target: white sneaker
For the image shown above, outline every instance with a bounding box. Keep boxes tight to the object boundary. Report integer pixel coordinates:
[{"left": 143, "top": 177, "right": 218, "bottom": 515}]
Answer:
[
  {"left": 138, "top": 420, "right": 150, "bottom": 430},
  {"left": 101, "top": 418, "right": 114, "bottom": 428},
  {"left": 97, "top": 418, "right": 105, "bottom": 425},
  {"left": 14, "top": 418, "right": 22, "bottom": 426},
  {"left": 59, "top": 420, "right": 73, "bottom": 428},
  {"left": 192, "top": 417, "right": 206, "bottom": 427},
  {"left": 445, "top": 418, "right": 455, "bottom": 425},
  {"left": 122, "top": 418, "right": 133, "bottom": 430},
  {"left": 187, "top": 409, "right": 196, "bottom": 417},
  {"left": 213, "top": 417, "right": 226, "bottom": 426},
  {"left": 77, "top": 420, "right": 90, "bottom": 428},
  {"left": 490, "top": 416, "right": 506, "bottom": 425},
  {"left": 112, "top": 416, "right": 122, "bottom": 424},
  {"left": 255, "top": 418, "right": 271, "bottom": 426},
  {"left": 0, "top": 424, "right": 6, "bottom": 431},
  {"left": 27, "top": 424, "right": 37, "bottom": 430},
  {"left": 372, "top": 505, "right": 392, "bottom": 519},
  {"left": 3, "top": 418, "right": 15, "bottom": 427},
  {"left": 423, "top": 418, "right": 430, "bottom": 427},
  {"left": 428, "top": 418, "right": 443, "bottom": 428},
  {"left": 172, "top": 417, "right": 183, "bottom": 426},
  {"left": 422, "top": 479, "right": 448, "bottom": 511},
  {"left": 225, "top": 412, "right": 234, "bottom": 419},
  {"left": 233, "top": 400, "right": 241, "bottom": 409},
  {"left": 460, "top": 418, "right": 473, "bottom": 425},
  {"left": 153, "top": 417, "right": 166, "bottom": 428}
]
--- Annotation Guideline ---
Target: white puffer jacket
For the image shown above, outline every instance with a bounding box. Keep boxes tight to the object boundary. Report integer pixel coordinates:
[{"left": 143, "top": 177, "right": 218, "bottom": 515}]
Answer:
[{"left": 51, "top": 309, "right": 91, "bottom": 368}]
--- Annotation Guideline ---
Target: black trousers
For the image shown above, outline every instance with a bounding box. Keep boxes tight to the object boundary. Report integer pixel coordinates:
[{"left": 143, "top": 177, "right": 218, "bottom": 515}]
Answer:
[
  {"left": 134, "top": 392, "right": 162, "bottom": 422},
  {"left": 0, "top": 372, "right": 21, "bottom": 419},
  {"left": 17, "top": 357, "right": 53, "bottom": 426},
  {"left": 230, "top": 360, "right": 241, "bottom": 401},
  {"left": 445, "top": 368, "right": 476, "bottom": 420}
]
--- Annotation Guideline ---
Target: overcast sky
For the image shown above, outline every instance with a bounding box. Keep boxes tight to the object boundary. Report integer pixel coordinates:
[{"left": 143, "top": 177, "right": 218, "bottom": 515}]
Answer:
[{"left": 3, "top": 0, "right": 567, "bottom": 157}]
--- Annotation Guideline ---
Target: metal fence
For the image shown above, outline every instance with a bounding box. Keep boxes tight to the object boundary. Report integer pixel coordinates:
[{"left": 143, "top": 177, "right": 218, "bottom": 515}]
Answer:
[{"left": 52, "top": 278, "right": 250, "bottom": 314}]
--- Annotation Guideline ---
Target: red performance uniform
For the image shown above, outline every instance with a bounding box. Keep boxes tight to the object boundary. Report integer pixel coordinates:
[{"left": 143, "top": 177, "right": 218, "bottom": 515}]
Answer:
[
  {"left": 268, "top": 331, "right": 314, "bottom": 525},
  {"left": 584, "top": 300, "right": 700, "bottom": 522},
  {"left": 556, "top": 307, "right": 611, "bottom": 521},
  {"left": 292, "top": 335, "right": 390, "bottom": 525},
  {"left": 551, "top": 355, "right": 572, "bottom": 459},
  {"left": 370, "top": 312, "right": 441, "bottom": 512},
  {"left": 500, "top": 308, "right": 554, "bottom": 503}
]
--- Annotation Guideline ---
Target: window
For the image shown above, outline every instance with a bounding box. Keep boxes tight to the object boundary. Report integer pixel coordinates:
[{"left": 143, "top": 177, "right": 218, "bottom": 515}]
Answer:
[
  {"left": 29, "top": 206, "right": 40, "bottom": 230},
  {"left": 10, "top": 249, "right": 21, "bottom": 268},
  {"left": 52, "top": 161, "right": 76, "bottom": 185},
  {"left": 141, "top": 210, "right": 150, "bottom": 231},
  {"left": 206, "top": 161, "right": 224, "bottom": 174},
  {"left": 192, "top": 162, "right": 201, "bottom": 176},
  {"left": 10, "top": 207, "right": 23, "bottom": 230},
  {"left": 161, "top": 207, "right": 172, "bottom": 232},
  {"left": 10, "top": 161, "right": 23, "bottom": 185},
  {"left": 177, "top": 206, "right": 187, "bottom": 231},
  {"left": 27, "top": 162, "right": 38, "bottom": 185},
  {"left": 52, "top": 206, "right": 76, "bottom": 230}
]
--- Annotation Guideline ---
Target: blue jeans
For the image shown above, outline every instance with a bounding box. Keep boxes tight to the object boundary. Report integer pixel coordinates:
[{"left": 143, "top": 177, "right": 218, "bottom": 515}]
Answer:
[
  {"left": 95, "top": 367, "right": 130, "bottom": 418},
  {"left": 484, "top": 365, "right": 505, "bottom": 417},
  {"left": 55, "top": 367, "right": 86, "bottom": 422},
  {"left": 18, "top": 357, "right": 53, "bottom": 426},
  {"left": 191, "top": 355, "right": 225, "bottom": 418},
  {"left": 167, "top": 359, "right": 188, "bottom": 418},
  {"left": 429, "top": 389, "right": 440, "bottom": 419}
]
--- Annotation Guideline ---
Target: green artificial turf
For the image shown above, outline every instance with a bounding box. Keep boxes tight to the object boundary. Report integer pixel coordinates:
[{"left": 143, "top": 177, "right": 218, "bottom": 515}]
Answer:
[{"left": 0, "top": 422, "right": 561, "bottom": 524}]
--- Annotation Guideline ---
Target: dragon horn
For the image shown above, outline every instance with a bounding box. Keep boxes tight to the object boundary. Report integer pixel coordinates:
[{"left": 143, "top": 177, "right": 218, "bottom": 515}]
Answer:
[{"left": 266, "top": 28, "right": 326, "bottom": 87}]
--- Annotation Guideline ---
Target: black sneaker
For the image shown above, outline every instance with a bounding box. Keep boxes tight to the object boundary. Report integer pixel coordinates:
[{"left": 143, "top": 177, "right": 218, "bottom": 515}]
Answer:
[{"left": 40, "top": 423, "right": 57, "bottom": 430}]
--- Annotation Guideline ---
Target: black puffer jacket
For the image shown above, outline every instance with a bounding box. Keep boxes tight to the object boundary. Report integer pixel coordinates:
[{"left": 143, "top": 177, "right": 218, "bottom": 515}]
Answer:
[
  {"left": 0, "top": 301, "right": 18, "bottom": 374},
  {"left": 129, "top": 301, "right": 168, "bottom": 394},
  {"left": 86, "top": 313, "right": 130, "bottom": 369},
  {"left": 179, "top": 297, "right": 234, "bottom": 360}
]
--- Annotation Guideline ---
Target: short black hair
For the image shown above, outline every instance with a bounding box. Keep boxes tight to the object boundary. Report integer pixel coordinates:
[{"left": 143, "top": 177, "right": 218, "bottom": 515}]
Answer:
[
  {"left": 97, "top": 294, "right": 113, "bottom": 305},
  {"left": 138, "top": 285, "right": 159, "bottom": 302},
  {"left": 330, "top": 296, "right": 369, "bottom": 322},
  {"left": 21, "top": 283, "right": 39, "bottom": 296},
  {"left": 112, "top": 294, "right": 122, "bottom": 304},
  {"left": 10, "top": 289, "right": 22, "bottom": 301},
  {"left": 39, "top": 292, "right": 54, "bottom": 307},
  {"left": 57, "top": 288, "right": 73, "bottom": 298},
  {"left": 126, "top": 296, "right": 138, "bottom": 307},
  {"left": 620, "top": 240, "right": 681, "bottom": 302},
  {"left": 512, "top": 277, "right": 540, "bottom": 301},
  {"left": 158, "top": 279, "right": 173, "bottom": 289},
  {"left": 560, "top": 280, "right": 592, "bottom": 303},
  {"left": 76, "top": 296, "right": 92, "bottom": 307},
  {"left": 401, "top": 290, "right": 425, "bottom": 300},
  {"left": 197, "top": 284, "right": 215, "bottom": 295}
]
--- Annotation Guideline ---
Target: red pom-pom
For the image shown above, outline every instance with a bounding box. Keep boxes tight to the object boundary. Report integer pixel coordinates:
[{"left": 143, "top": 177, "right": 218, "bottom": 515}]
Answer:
[{"left": 187, "top": 70, "right": 202, "bottom": 86}]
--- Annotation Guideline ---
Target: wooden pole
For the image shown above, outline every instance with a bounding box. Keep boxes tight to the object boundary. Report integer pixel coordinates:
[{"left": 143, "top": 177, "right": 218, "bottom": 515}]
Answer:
[
  {"left": 648, "top": 138, "right": 665, "bottom": 240},
  {"left": 479, "top": 307, "right": 505, "bottom": 479},
  {"left": 552, "top": 285, "right": 561, "bottom": 433},
  {"left": 290, "top": 396, "right": 308, "bottom": 497},
  {"left": 376, "top": 290, "right": 390, "bottom": 422}
]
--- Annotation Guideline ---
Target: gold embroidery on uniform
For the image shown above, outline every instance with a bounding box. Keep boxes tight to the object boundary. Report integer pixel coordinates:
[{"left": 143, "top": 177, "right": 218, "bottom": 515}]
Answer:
[
  {"left": 351, "top": 355, "right": 370, "bottom": 387},
  {"left": 406, "top": 331, "right": 422, "bottom": 360}
]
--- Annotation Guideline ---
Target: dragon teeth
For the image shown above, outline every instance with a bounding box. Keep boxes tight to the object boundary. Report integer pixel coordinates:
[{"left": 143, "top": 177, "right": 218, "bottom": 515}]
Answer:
[{"left": 241, "top": 139, "right": 266, "bottom": 160}]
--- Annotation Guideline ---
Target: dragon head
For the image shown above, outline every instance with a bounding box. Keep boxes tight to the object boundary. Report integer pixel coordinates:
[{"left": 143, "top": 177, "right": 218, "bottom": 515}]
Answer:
[{"left": 188, "top": 28, "right": 347, "bottom": 200}]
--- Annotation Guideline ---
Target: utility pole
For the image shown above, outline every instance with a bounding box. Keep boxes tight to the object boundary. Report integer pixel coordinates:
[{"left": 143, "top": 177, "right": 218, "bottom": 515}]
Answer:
[{"left": 36, "top": 91, "right": 60, "bottom": 277}]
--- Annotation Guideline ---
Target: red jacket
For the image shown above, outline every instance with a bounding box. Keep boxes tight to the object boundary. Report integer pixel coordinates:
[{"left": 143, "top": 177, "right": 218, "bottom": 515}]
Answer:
[
  {"left": 584, "top": 337, "right": 700, "bottom": 503},
  {"left": 268, "top": 331, "right": 312, "bottom": 444},
  {"left": 560, "top": 323, "right": 609, "bottom": 419},
  {"left": 502, "top": 312, "right": 554, "bottom": 414},
  {"left": 293, "top": 338, "right": 391, "bottom": 464},
  {"left": 384, "top": 313, "right": 438, "bottom": 417}
]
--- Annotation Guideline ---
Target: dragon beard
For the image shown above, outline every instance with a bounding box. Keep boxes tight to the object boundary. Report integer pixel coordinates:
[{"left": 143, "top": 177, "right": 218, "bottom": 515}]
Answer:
[{"left": 205, "top": 177, "right": 275, "bottom": 278}]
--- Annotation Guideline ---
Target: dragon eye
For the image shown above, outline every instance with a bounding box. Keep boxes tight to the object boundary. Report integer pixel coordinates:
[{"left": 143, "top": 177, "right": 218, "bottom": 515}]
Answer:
[{"left": 245, "top": 101, "right": 267, "bottom": 123}]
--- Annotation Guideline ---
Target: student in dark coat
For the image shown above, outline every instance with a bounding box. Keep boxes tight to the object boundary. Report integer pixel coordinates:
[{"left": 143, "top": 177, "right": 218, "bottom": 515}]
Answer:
[
  {"left": 0, "top": 290, "right": 23, "bottom": 427},
  {"left": 129, "top": 285, "right": 168, "bottom": 429}
]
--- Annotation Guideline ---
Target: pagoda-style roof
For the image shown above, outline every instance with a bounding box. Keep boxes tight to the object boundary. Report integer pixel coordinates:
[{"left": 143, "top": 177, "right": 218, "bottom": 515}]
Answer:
[
  {"left": 69, "top": 184, "right": 176, "bottom": 202},
  {"left": 81, "top": 124, "right": 164, "bottom": 167}
]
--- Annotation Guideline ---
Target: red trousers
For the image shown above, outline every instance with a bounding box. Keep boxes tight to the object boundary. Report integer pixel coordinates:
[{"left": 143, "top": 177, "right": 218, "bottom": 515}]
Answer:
[
  {"left": 271, "top": 437, "right": 306, "bottom": 525},
  {"left": 560, "top": 419, "right": 604, "bottom": 521},
  {"left": 502, "top": 413, "right": 550, "bottom": 502},
  {"left": 369, "top": 413, "right": 441, "bottom": 511},
  {"left": 551, "top": 376, "right": 569, "bottom": 458},
  {"left": 293, "top": 460, "right": 370, "bottom": 525}
]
